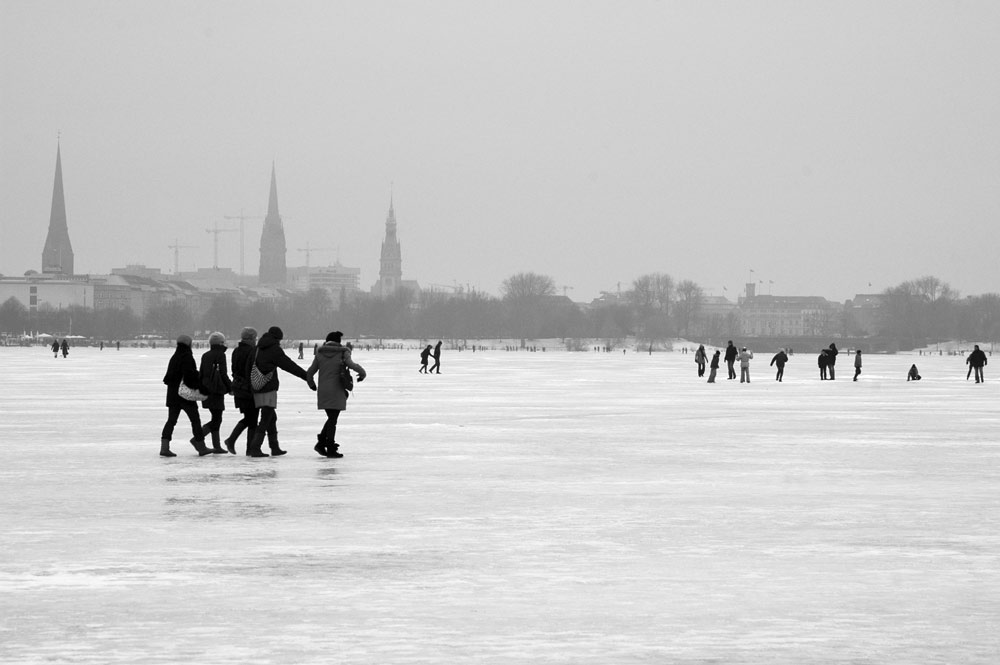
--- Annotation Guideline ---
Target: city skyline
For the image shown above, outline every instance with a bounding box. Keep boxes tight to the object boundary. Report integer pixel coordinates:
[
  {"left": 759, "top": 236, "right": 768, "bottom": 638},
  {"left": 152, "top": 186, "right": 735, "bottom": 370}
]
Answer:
[{"left": 3, "top": 2, "right": 999, "bottom": 302}]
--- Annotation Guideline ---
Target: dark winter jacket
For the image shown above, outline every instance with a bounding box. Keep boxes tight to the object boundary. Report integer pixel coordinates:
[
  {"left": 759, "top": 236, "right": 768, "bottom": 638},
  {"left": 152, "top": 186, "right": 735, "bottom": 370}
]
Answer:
[
  {"left": 162, "top": 343, "right": 201, "bottom": 407},
  {"left": 420, "top": 346, "right": 432, "bottom": 364},
  {"left": 724, "top": 344, "right": 738, "bottom": 363},
  {"left": 967, "top": 349, "right": 988, "bottom": 368},
  {"left": 818, "top": 351, "right": 829, "bottom": 368},
  {"left": 252, "top": 332, "right": 308, "bottom": 393},
  {"left": 306, "top": 342, "right": 367, "bottom": 411},
  {"left": 709, "top": 351, "right": 720, "bottom": 369},
  {"left": 230, "top": 340, "right": 255, "bottom": 409},
  {"left": 199, "top": 343, "right": 232, "bottom": 411},
  {"left": 771, "top": 351, "right": 788, "bottom": 367},
  {"left": 826, "top": 344, "right": 839, "bottom": 366}
]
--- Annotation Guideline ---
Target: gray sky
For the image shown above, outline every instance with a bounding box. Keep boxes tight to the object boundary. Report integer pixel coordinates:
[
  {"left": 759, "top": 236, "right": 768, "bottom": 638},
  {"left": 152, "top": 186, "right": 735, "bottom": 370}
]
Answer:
[{"left": 2, "top": 0, "right": 998, "bottom": 302}]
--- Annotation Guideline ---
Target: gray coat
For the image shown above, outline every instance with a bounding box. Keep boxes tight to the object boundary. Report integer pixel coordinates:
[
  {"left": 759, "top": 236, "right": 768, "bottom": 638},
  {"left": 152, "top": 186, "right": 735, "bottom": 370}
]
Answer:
[{"left": 306, "top": 342, "right": 366, "bottom": 411}]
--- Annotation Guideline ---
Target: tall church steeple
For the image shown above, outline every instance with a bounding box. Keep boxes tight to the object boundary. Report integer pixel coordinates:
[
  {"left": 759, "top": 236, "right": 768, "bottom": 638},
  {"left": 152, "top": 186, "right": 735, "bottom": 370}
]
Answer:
[
  {"left": 377, "top": 194, "right": 403, "bottom": 296},
  {"left": 41, "top": 141, "right": 74, "bottom": 275},
  {"left": 258, "top": 163, "right": 287, "bottom": 284}
]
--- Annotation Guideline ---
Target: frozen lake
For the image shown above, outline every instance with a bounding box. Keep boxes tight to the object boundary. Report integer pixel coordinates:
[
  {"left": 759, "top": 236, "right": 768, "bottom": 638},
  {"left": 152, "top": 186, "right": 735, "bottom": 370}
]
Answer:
[{"left": 1, "top": 345, "right": 997, "bottom": 664}]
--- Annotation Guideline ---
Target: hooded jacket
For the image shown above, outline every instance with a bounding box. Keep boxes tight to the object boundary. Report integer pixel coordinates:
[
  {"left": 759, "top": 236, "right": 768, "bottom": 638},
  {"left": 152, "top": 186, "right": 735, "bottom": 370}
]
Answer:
[
  {"left": 306, "top": 342, "right": 367, "bottom": 411},
  {"left": 250, "top": 331, "right": 308, "bottom": 393},
  {"left": 199, "top": 343, "right": 232, "bottom": 411}
]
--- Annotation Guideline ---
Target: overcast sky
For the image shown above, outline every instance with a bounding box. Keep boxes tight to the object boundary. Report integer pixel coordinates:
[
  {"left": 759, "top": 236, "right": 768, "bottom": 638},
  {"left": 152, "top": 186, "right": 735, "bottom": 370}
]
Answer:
[{"left": 2, "top": 1, "right": 998, "bottom": 302}]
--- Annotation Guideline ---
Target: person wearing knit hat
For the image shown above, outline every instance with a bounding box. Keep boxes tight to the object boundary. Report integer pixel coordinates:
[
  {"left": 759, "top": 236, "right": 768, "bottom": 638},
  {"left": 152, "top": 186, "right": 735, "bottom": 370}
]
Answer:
[
  {"left": 159, "top": 334, "right": 211, "bottom": 457},
  {"left": 225, "top": 327, "right": 259, "bottom": 454},
  {"left": 197, "top": 332, "right": 233, "bottom": 454},
  {"left": 245, "top": 325, "right": 312, "bottom": 457},
  {"left": 306, "top": 330, "right": 367, "bottom": 458}
]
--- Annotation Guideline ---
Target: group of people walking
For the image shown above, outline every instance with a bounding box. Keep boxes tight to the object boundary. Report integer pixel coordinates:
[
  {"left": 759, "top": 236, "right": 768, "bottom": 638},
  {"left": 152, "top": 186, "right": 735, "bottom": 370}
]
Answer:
[
  {"left": 159, "top": 326, "right": 366, "bottom": 458},
  {"left": 419, "top": 341, "right": 443, "bottom": 374}
]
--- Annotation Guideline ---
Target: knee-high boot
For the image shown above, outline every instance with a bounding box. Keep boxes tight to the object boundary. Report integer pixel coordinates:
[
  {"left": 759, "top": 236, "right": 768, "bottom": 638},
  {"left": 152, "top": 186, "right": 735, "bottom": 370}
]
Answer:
[
  {"left": 210, "top": 429, "right": 226, "bottom": 454},
  {"left": 159, "top": 438, "right": 177, "bottom": 457},
  {"left": 246, "top": 427, "right": 269, "bottom": 458}
]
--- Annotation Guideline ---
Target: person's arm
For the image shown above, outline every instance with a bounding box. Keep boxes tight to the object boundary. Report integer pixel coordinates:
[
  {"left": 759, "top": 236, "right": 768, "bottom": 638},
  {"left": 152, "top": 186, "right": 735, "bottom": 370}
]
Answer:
[
  {"left": 276, "top": 348, "right": 309, "bottom": 380},
  {"left": 345, "top": 350, "right": 367, "bottom": 382}
]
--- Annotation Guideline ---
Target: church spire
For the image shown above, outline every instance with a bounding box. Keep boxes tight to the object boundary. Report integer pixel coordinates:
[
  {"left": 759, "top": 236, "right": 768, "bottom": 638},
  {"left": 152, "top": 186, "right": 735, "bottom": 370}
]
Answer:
[
  {"left": 258, "top": 162, "right": 287, "bottom": 284},
  {"left": 267, "top": 162, "right": 280, "bottom": 219},
  {"left": 377, "top": 193, "right": 402, "bottom": 296},
  {"left": 41, "top": 140, "right": 74, "bottom": 275}
]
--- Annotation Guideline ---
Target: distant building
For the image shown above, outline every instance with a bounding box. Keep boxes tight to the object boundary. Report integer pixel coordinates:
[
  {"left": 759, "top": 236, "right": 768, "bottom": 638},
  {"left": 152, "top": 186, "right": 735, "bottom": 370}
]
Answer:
[
  {"left": 738, "top": 281, "right": 837, "bottom": 337},
  {"left": 845, "top": 293, "right": 886, "bottom": 336},
  {"left": 41, "top": 142, "right": 75, "bottom": 276},
  {"left": 288, "top": 262, "right": 362, "bottom": 304},
  {"left": 371, "top": 197, "right": 419, "bottom": 297},
  {"left": 258, "top": 164, "right": 287, "bottom": 285},
  {"left": 0, "top": 272, "right": 92, "bottom": 314}
]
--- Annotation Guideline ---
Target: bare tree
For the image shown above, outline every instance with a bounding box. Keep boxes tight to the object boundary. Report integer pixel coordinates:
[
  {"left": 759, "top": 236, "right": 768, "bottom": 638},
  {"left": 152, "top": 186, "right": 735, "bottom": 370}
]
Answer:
[
  {"left": 674, "top": 279, "right": 704, "bottom": 338},
  {"left": 500, "top": 272, "right": 556, "bottom": 301}
]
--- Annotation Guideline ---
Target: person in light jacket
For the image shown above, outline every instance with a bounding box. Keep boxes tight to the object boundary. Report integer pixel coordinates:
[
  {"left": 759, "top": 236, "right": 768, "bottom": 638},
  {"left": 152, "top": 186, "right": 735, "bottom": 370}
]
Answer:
[
  {"left": 160, "top": 334, "right": 211, "bottom": 457},
  {"left": 694, "top": 345, "right": 708, "bottom": 377},
  {"left": 245, "top": 326, "right": 311, "bottom": 458},
  {"left": 739, "top": 347, "right": 754, "bottom": 383},
  {"left": 306, "top": 331, "right": 367, "bottom": 458}
]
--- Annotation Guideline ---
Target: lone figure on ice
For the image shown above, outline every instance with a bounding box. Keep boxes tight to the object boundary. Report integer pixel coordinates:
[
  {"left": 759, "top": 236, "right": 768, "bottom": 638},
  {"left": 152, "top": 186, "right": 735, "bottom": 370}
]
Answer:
[
  {"left": 739, "top": 347, "right": 754, "bottom": 383},
  {"left": 694, "top": 344, "right": 708, "bottom": 377},
  {"left": 306, "top": 330, "right": 367, "bottom": 458},
  {"left": 770, "top": 348, "right": 788, "bottom": 382},
  {"left": 967, "top": 345, "right": 987, "bottom": 383},
  {"left": 853, "top": 349, "right": 863, "bottom": 381},
  {"left": 907, "top": 364, "right": 922, "bottom": 381}
]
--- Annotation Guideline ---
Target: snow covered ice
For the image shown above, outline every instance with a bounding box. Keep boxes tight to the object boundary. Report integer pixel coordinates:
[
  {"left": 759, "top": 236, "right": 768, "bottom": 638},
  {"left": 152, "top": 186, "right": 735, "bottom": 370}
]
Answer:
[{"left": 1, "top": 345, "right": 998, "bottom": 664}]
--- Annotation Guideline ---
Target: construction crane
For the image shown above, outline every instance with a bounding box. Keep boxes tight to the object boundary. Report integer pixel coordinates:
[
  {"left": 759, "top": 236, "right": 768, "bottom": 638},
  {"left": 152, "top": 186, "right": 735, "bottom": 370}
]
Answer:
[
  {"left": 167, "top": 239, "right": 197, "bottom": 275},
  {"left": 205, "top": 221, "right": 239, "bottom": 270},
  {"left": 224, "top": 210, "right": 264, "bottom": 276},
  {"left": 297, "top": 243, "right": 338, "bottom": 268}
]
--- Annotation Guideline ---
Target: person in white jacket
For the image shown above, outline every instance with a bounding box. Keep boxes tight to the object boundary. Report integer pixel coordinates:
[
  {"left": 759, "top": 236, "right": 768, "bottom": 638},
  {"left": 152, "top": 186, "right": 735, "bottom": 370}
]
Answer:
[{"left": 739, "top": 347, "right": 754, "bottom": 384}]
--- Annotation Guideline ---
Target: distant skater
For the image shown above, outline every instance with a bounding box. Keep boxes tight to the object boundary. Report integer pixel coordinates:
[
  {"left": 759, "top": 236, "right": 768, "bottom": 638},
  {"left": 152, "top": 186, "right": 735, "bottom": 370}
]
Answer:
[
  {"left": 224, "top": 327, "right": 259, "bottom": 455},
  {"left": 907, "top": 364, "right": 922, "bottom": 381},
  {"left": 826, "top": 343, "right": 839, "bottom": 380},
  {"left": 430, "top": 340, "right": 443, "bottom": 374},
  {"left": 245, "top": 326, "right": 312, "bottom": 458},
  {"left": 159, "top": 334, "right": 211, "bottom": 457},
  {"left": 694, "top": 344, "right": 708, "bottom": 377},
  {"left": 818, "top": 349, "right": 829, "bottom": 380},
  {"left": 967, "top": 345, "right": 987, "bottom": 383},
  {"left": 61, "top": 340, "right": 69, "bottom": 358},
  {"left": 770, "top": 348, "right": 788, "bottom": 382},
  {"left": 853, "top": 349, "right": 862, "bottom": 381},
  {"left": 707, "top": 350, "right": 720, "bottom": 383},
  {"left": 51, "top": 340, "right": 59, "bottom": 358},
  {"left": 198, "top": 332, "right": 233, "bottom": 454},
  {"left": 306, "top": 331, "right": 367, "bottom": 458},
  {"left": 298, "top": 342, "right": 304, "bottom": 360},
  {"left": 739, "top": 347, "right": 753, "bottom": 383},
  {"left": 725, "top": 341, "right": 738, "bottom": 380},
  {"left": 419, "top": 345, "right": 432, "bottom": 373}
]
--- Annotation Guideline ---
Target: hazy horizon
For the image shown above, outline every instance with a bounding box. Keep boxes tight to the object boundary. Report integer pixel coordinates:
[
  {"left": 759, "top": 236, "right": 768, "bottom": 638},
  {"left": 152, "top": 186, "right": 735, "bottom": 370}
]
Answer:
[{"left": 3, "top": 1, "right": 999, "bottom": 302}]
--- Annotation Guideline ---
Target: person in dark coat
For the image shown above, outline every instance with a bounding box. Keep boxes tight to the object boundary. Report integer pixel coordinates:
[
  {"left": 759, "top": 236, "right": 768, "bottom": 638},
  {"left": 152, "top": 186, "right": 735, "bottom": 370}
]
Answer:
[
  {"left": 818, "top": 349, "right": 829, "bottom": 380},
  {"left": 430, "top": 340, "right": 443, "bottom": 374},
  {"left": 770, "top": 349, "right": 788, "bottom": 382},
  {"left": 60, "top": 339, "right": 69, "bottom": 358},
  {"left": 160, "top": 334, "right": 211, "bottom": 457},
  {"left": 907, "top": 364, "right": 922, "bottom": 381},
  {"left": 198, "top": 331, "right": 233, "bottom": 454},
  {"left": 707, "top": 350, "right": 720, "bottom": 383},
  {"left": 853, "top": 349, "right": 863, "bottom": 381},
  {"left": 694, "top": 345, "right": 708, "bottom": 377},
  {"left": 419, "top": 345, "right": 432, "bottom": 373},
  {"left": 724, "top": 341, "right": 738, "bottom": 380},
  {"left": 826, "top": 343, "right": 839, "bottom": 380},
  {"left": 306, "top": 331, "right": 367, "bottom": 458},
  {"left": 224, "top": 327, "right": 259, "bottom": 455},
  {"left": 51, "top": 340, "right": 59, "bottom": 358},
  {"left": 967, "top": 345, "right": 988, "bottom": 383},
  {"left": 245, "top": 326, "right": 311, "bottom": 458}
]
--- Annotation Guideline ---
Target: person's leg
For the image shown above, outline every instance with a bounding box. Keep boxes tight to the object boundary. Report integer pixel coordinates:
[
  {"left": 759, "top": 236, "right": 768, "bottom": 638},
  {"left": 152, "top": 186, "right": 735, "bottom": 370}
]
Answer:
[
  {"left": 707, "top": 367, "right": 716, "bottom": 383},
  {"left": 182, "top": 402, "right": 211, "bottom": 455},
  {"left": 854, "top": 368, "right": 861, "bottom": 381},
  {"left": 320, "top": 409, "right": 343, "bottom": 458},
  {"left": 161, "top": 405, "right": 181, "bottom": 444},
  {"left": 248, "top": 407, "right": 275, "bottom": 457},
  {"left": 224, "top": 407, "right": 250, "bottom": 454},
  {"left": 829, "top": 365, "right": 835, "bottom": 380},
  {"left": 205, "top": 409, "right": 226, "bottom": 453}
]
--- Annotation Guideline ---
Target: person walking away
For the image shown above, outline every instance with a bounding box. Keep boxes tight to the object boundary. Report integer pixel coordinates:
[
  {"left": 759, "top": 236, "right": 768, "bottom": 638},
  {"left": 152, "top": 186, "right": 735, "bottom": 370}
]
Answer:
[
  {"left": 419, "top": 345, "right": 432, "bottom": 373},
  {"left": 724, "top": 341, "right": 738, "bottom": 380},
  {"left": 306, "top": 331, "right": 367, "bottom": 458},
  {"left": 298, "top": 342, "right": 304, "bottom": 360},
  {"left": 739, "top": 347, "right": 754, "bottom": 383},
  {"left": 246, "top": 326, "right": 312, "bottom": 457},
  {"left": 908, "top": 364, "right": 922, "bottom": 381},
  {"left": 198, "top": 332, "right": 233, "bottom": 454},
  {"left": 694, "top": 345, "right": 708, "bottom": 377},
  {"left": 160, "top": 334, "right": 211, "bottom": 457},
  {"left": 818, "top": 349, "right": 829, "bottom": 380},
  {"left": 826, "top": 343, "right": 839, "bottom": 380},
  {"left": 430, "top": 340, "right": 443, "bottom": 374},
  {"left": 51, "top": 340, "right": 59, "bottom": 358},
  {"left": 707, "top": 350, "right": 720, "bottom": 383},
  {"left": 61, "top": 339, "right": 69, "bottom": 358},
  {"left": 967, "top": 344, "right": 988, "bottom": 383},
  {"left": 224, "top": 327, "right": 259, "bottom": 454},
  {"left": 853, "top": 349, "right": 863, "bottom": 381},
  {"left": 770, "top": 348, "right": 788, "bottom": 382}
]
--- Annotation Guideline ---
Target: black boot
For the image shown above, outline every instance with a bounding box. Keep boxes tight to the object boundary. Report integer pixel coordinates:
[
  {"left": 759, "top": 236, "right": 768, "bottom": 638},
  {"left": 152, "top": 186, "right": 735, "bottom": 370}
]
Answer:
[
  {"left": 325, "top": 441, "right": 344, "bottom": 459},
  {"left": 210, "top": 429, "right": 226, "bottom": 454},
  {"left": 159, "top": 438, "right": 177, "bottom": 458},
  {"left": 224, "top": 435, "right": 237, "bottom": 455},
  {"left": 189, "top": 437, "right": 213, "bottom": 456},
  {"left": 246, "top": 428, "right": 269, "bottom": 458},
  {"left": 314, "top": 434, "right": 327, "bottom": 457},
  {"left": 269, "top": 440, "right": 287, "bottom": 456}
]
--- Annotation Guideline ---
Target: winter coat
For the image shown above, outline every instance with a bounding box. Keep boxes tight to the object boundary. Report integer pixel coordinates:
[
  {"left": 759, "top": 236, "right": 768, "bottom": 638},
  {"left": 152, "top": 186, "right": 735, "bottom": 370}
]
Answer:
[
  {"left": 770, "top": 351, "right": 788, "bottom": 367},
  {"left": 420, "top": 347, "right": 432, "bottom": 364},
  {"left": 306, "top": 342, "right": 367, "bottom": 411},
  {"left": 694, "top": 347, "right": 708, "bottom": 364},
  {"left": 854, "top": 353, "right": 863, "bottom": 369},
  {"left": 230, "top": 340, "right": 255, "bottom": 410},
  {"left": 739, "top": 350, "right": 753, "bottom": 367},
  {"left": 709, "top": 352, "right": 720, "bottom": 369},
  {"left": 252, "top": 332, "right": 309, "bottom": 393},
  {"left": 818, "top": 351, "right": 829, "bottom": 368},
  {"left": 199, "top": 343, "right": 232, "bottom": 411},
  {"left": 967, "top": 349, "right": 988, "bottom": 368},
  {"left": 724, "top": 344, "right": 738, "bottom": 363},
  {"left": 162, "top": 343, "right": 201, "bottom": 407},
  {"left": 433, "top": 342, "right": 442, "bottom": 360},
  {"left": 826, "top": 344, "right": 839, "bottom": 366}
]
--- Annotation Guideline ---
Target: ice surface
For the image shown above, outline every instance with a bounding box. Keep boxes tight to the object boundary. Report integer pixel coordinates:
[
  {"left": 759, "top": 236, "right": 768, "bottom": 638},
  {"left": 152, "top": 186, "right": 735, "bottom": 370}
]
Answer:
[{"left": 1, "top": 346, "right": 998, "bottom": 664}]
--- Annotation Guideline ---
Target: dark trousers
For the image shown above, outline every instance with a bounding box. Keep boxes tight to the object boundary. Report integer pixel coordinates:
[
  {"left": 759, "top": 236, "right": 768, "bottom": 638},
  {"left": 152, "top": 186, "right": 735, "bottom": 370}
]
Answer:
[
  {"left": 203, "top": 408, "right": 223, "bottom": 434},
  {"left": 430, "top": 358, "right": 441, "bottom": 373},
  {"left": 321, "top": 409, "right": 341, "bottom": 442},
  {"left": 775, "top": 366, "right": 784, "bottom": 381},
  {"left": 161, "top": 401, "right": 203, "bottom": 441},
  {"left": 726, "top": 360, "right": 736, "bottom": 379},
  {"left": 854, "top": 367, "right": 861, "bottom": 380},
  {"left": 247, "top": 407, "right": 280, "bottom": 451},
  {"left": 226, "top": 405, "right": 259, "bottom": 444},
  {"left": 829, "top": 365, "right": 836, "bottom": 380},
  {"left": 697, "top": 362, "right": 705, "bottom": 377},
  {"left": 974, "top": 366, "right": 984, "bottom": 382},
  {"left": 707, "top": 367, "right": 717, "bottom": 383}
]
